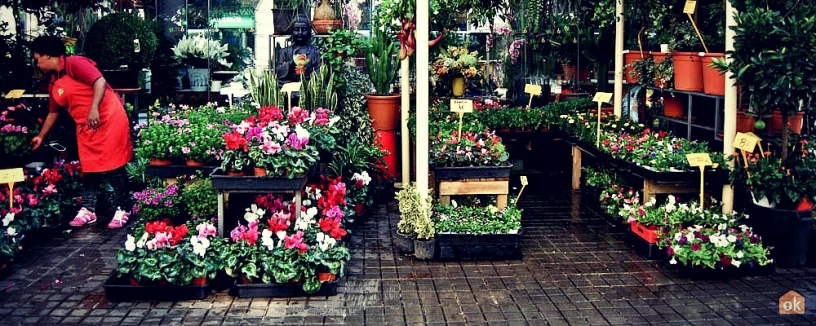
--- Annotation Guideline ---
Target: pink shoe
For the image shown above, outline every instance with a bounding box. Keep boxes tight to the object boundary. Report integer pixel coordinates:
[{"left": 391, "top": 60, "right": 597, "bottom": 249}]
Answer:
[
  {"left": 107, "top": 207, "right": 130, "bottom": 229},
  {"left": 69, "top": 208, "right": 97, "bottom": 227}
]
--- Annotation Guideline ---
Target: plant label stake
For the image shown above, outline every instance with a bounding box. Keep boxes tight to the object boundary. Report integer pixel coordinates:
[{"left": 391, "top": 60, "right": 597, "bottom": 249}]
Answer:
[
  {"left": 745, "top": 132, "right": 765, "bottom": 157},
  {"left": 524, "top": 84, "right": 542, "bottom": 108},
  {"left": 686, "top": 153, "right": 712, "bottom": 210},
  {"left": 516, "top": 176, "right": 528, "bottom": 203},
  {"left": 683, "top": 0, "right": 709, "bottom": 53},
  {"left": 734, "top": 132, "right": 759, "bottom": 169},
  {"left": 0, "top": 168, "right": 24, "bottom": 209},
  {"left": 592, "top": 92, "right": 613, "bottom": 146},
  {"left": 281, "top": 82, "right": 301, "bottom": 111},
  {"left": 450, "top": 99, "right": 473, "bottom": 142},
  {"left": 4, "top": 89, "right": 24, "bottom": 99}
]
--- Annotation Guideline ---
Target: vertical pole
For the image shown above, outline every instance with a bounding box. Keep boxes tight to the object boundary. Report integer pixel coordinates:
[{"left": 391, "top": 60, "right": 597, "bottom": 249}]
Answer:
[
  {"left": 416, "top": 0, "right": 430, "bottom": 198},
  {"left": 400, "top": 59, "right": 410, "bottom": 187},
  {"left": 613, "top": 0, "right": 625, "bottom": 117},
  {"left": 721, "top": 0, "right": 737, "bottom": 214}
]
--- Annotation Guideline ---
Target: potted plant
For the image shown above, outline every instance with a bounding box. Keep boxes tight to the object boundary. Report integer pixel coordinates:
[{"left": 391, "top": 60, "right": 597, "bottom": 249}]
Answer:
[
  {"left": 712, "top": 2, "right": 816, "bottom": 266},
  {"left": 412, "top": 194, "right": 436, "bottom": 260},
  {"left": 432, "top": 199, "right": 523, "bottom": 259},
  {"left": 430, "top": 46, "right": 482, "bottom": 96},
  {"left": 312, "top": 0, "right": 343, "bottom": 34},
  {"left": 669, "top": 20, "right": 705, "bottom": 92},
  {"left": 84, "top": 12, "right": 157, "bottom": 88},
  {"left": 171, "top": 34, "right": 231, "bottom": 91},
  {"left": 364, "top": 21, "right": 400, "bottom": 131},
  {"left": 660, "top": 225, "right": 773, "bottom": 275},
  {"left": 134, "top": 114, "right": 185, "bottom": 165},
  {"left": 429, "top": 129, "right": 511, "bottom": 170},
  {"left": 132, "top": 184, "right": 181, "bottom": 223},
  {"left": 394, "top": 183, "right": 427, "bottom": 254},
  {"left": 179, "top": 121, "right": 224, "bottom": 166},
  {"left": 178, "top": 177, "right": 218, "bottom": 220}
]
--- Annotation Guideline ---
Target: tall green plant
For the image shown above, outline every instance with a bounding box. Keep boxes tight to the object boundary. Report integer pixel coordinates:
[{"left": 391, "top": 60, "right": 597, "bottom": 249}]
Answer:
[
  {"left": 301, "top": 64, "right": 338, "bottom": 111},
  {"left": 365, "top": 26, "right": 399, "bottom": 95},
  {"left": 248, "top": 68, "right": 282, "bottom": 107}
]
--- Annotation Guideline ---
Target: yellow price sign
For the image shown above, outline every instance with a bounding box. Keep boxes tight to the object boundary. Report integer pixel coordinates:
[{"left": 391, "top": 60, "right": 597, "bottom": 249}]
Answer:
[
  {"left": 280, "top": 82, "right": 301, "bottom": 93},
  {"left": 524, "top": 84, "right": 542, "bottom": 95},
  {"left": 4, "top": 89, "right": 25, "bottom": 99},
  {"left": 450, "top": 99, "right": 473, "bottom": 113},
  {"left": 683, "top": 0, "right": 697, "bottom": 14},
  {"left": 686, "top": 153, "right": 713, "bottom": 167},
  {"left": 734, "top": 132, "right": 758, "bottom": 153},
  {"left": 0, "top": 168, "right": 24, "bottom": 184},
  {"left": 592, "top": 92, "right": 613, "bottom": 103},
  {"left": 520, "top": 176, "right": 528, "bottom": 186}
]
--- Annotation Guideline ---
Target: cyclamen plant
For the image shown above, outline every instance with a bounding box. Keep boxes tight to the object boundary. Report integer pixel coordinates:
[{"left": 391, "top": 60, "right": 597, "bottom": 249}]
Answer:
[{"left": 430, "top": 129, "right": 510, "bottom": 167}]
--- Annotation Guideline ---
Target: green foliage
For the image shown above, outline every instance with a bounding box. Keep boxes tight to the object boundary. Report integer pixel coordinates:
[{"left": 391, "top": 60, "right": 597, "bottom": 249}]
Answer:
[
  {"left": 179, "top": 177, "right": 218, "bottom": 219},
  {"left": 365, "top": 26, "right": 399, "bottom": 95},
  {"left": 433, "top": 201, "right": 521, "bottom": 234},
  {"left": 335, "top": 64, "right": 374, "bottom": 145},
  {"left": 395, "top": 183, "right": 433, "bottom": 236},
  {"left": 300, "top": 64, "right": 338, "bottom": 111},
  {"left": 85, "top": 12, "right": 157, "bottom": 70},
  {"left": 248, "top": 68, "right": 283, "bottom": 107}
]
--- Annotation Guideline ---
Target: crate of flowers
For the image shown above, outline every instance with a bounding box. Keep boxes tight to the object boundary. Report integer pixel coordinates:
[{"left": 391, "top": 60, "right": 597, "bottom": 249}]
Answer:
[
  {"left": 430, "top": 129, "right": 512, "bottom": 180},
  {"left": 432, "top": 199, "right": 523, "bottom": 260}
]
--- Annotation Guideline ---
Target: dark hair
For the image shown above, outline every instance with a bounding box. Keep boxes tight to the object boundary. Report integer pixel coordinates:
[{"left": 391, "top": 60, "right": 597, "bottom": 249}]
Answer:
[{"left": 31, "top": 36, "right": 66, "bottom": 57}]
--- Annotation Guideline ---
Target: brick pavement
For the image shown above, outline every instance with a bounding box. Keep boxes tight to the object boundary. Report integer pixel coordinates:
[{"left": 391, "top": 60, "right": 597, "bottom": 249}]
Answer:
[{"left": 1, "top": 178, "right": 816, "bottom": 325}]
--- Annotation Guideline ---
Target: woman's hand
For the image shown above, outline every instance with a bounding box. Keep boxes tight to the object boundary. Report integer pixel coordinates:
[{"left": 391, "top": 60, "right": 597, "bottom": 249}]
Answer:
[
  {"left": 31, "top": 135, "right": 44, "bottom": 150},
  {"left": 88, "top": 107, "right": 100, "bottom": 129}
]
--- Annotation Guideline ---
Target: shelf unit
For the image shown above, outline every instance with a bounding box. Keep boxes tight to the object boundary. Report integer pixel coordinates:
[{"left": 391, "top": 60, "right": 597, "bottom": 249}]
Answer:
[{"left": 650, "top": 87, "right": 725, "bottom": 141}]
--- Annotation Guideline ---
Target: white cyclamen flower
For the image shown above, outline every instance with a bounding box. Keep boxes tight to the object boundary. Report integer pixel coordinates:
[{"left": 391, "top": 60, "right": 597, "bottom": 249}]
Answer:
[
  {"left": 244, "top": 204, "right": 265, "bottom": 223},
  {"left": 7, "top": 226, "right": 16, "bottom": 236},
  {"left": 137, "top": 232, "right": 148, "bottom": 248},
  {"left": 2, "top": 212, "right": 14, "bottom": 227},
  {"left": 125, "top": 234, "right": 136, "bottom": 251}
]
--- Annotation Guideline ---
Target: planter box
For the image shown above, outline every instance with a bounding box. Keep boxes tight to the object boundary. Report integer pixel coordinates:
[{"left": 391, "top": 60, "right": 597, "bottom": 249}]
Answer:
[
  {"left": 432, "top": 164, "right": 513, "bottom": 180},
  {"left": 625, "top": 230, "right": 666, "bottom": 260},
  {"left": 630, "top": 222, "right": 664, "bottom": 244},
  {"left": 146, "top": 165, "right": 218, "bottom": 178},
  {"left": 436, "top": 230, "right": 522, "bottom": 260},
  {"left": 674, "top": 262, "right": 775, "bottom": 280},
  {"left": 102, "top": 272, "right": 210, "bottom": 301},
  {"left": 747, "top": 203, "right": 815, "bottom": 267},
  {"left": 210, "top": 168, "right": 307, "bottom": 191},
  {"left": 229, "top": 280, "right": 339, "bottom": 298}
]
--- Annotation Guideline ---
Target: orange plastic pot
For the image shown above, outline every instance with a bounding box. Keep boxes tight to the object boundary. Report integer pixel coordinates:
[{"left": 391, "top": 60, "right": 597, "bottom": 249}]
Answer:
[
  {"left": 365, "top": 93, "right": 400, "bottom": 131},
  {"left": 624, "top": 51, "right": 651, "bottom": 84},
  {"left": 701, "top": 53, "right": 725, "bottom": 96},
  {"left": 672, "top": 51, "right": 703, "bottom": 92}
]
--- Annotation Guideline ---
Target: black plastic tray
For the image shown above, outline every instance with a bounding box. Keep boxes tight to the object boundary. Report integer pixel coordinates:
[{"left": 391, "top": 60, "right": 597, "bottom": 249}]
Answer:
[
  {"left": 432, "top": 164, "right": 513, "bottom": 180},
  {"left": 674, "top": 262, "right": 775, "bottom": 280},
  {"left": 146, "top": 165, "right": 218, "bottom": 178},
  {"left": 103, "top": 272, "right": 210, "bottom": 301},
  {"left": 229, "top": 280, "right": 339, "bottom": 298},
  {"left": 625, "top": 230, "right": 667, "bottom": 260},
  {"left": 436, "top": 230, "right": 523, "bottom": 260},
  {"left": 210, "top": 168, "right": 308, "bottom": 191}
]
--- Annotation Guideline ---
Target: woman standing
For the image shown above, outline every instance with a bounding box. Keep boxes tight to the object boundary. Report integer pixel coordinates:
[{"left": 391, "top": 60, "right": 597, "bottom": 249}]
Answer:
[{"left": 29, "top": 36, "right": 132, "bottom": 229}]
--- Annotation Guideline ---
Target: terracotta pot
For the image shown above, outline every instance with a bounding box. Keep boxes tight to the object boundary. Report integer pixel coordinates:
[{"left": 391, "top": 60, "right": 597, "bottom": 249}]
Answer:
[
  {"left": 452, "top": 77, "right": 465, "bottom": 96},
  {"left": 561, "top": 64, "right": 589, "bottom": 81},
  {"left": 228, "top": 169, "right": 245, "bottom": 176},
  {"left": 736, "top": 111, "right": 755, "bottom": 133},
  {"left": 186, "top": 159, "right": 205, "bottom": 167},
  {"left": 149, "top": 158, "right": 172, "bottom": 166},
  {"left": 767, "top": 111, "right": 805, "bottom": 134},
  {"left": 240, "top": 275, "right": 254, "bottom": 284},
  {"left": 191, "top": 277, "right": 207, "bottom": 286},
  {"left": 317, "top": 272, "right": 337, "bottom": 283},
  {"left": 253, "top": 167, "right": 267, "bottom": 176},
  {"left": 365, "top": 93, "right": 401, "bottom": 131},
  {"left": 672, "top": 51, "right": 703, "bottom": 92},
  {"left": 652, "top": 52, "right": 671, "bottom": 88},
  {"left": 312, "top": 19, "right": 343, "bottom": 35},
  {"left": 663, "top": 96, "right": 683, "bottom": 118},
  {"left": 624, "top": 51, "right": 652, "bottom": 84},
  {"left": 701, "top": 53, "right": 725, "bottom": 96}
]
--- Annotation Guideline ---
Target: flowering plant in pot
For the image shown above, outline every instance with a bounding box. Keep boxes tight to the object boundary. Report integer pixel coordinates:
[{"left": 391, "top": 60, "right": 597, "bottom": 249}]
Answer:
[
  {"left": 660, "top": 224, "right": 773, "bottom": 270},
  {"left": 131, "top": 184, "right": 181, "bottom": 223},
  {"left": 429, "top": 129, "right": 509, "bottom": 167},
  {"left": 178, "top": 176, "right": 218, "bottom": 220},
  {"left": 178, "top": 121, "right": 225, "bottom": 166},
  {"left": 134, "top": 115, "right": 187, "bottom": 163},
  {"left": 345, "top": 171, "right": 372, "bottom": 213},
  {"left": 171, "top": 34, "right": 232, "bottom": 69},
  {"left": 430, "top": 46, "right": 481, "bottom": 82},
  {"left": 433, "top": 199, "right": 522, "bottom": 235}
]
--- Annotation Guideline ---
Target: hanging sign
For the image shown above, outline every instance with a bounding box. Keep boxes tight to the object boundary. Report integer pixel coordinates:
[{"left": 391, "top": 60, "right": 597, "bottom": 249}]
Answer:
[{"left": 0, "top": 168, "right": 24, "bottom": 209}]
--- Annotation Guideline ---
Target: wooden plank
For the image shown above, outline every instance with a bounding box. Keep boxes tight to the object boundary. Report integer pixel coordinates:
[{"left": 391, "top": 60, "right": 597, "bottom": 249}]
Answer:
[
  {"left": 643, "top": 179, "right": 703, "bottom": 201},
  {"left": 438, "top": 180, "right": 509, "bottom": 196},
  {"left": 572, "top": 145, "right": 582, "bottom": 190}
]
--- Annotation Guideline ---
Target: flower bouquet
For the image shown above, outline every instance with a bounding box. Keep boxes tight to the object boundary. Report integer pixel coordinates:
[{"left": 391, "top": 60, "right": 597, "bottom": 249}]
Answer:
[{"left": 431, "top": 46, "right": 481, "bottom": 80}]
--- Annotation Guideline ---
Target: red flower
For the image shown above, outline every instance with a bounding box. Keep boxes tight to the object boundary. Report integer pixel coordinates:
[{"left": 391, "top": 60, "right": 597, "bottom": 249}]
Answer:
[
  {"left": 145, "top": 221, "right": 171, "bottom": 234},
  {"left": 319, "top": 218, "right": 347, "bottom": 240},
  {"left": 168, "top": 224, "right": 189, "bottom": 246},
  {"left": 691, "top": 243, "right": 701, "bottom": 251},
  {"left": 224, "top": 131, "right": 249, "bottom": 152}
]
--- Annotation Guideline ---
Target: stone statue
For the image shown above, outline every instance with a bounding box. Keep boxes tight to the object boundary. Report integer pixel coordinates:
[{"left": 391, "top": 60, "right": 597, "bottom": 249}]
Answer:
[{"left": 276, "top": 14, "right": 322, "bottom": 85}]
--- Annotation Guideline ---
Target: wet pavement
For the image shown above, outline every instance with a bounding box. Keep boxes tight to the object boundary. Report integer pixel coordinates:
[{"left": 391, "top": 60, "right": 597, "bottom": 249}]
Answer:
[{"left": 1, "top": 175, "right": 816, "bottom": 325}]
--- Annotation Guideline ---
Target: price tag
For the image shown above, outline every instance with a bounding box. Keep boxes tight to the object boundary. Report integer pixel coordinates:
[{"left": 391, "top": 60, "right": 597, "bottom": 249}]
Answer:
[
  {"left": 683, "top": 0, "right": 697, "bottom": 14},
  {"left": 0, "top": 168, "right": 24, "bottom": 184},
  {"left": 4, "top": 89, "right": 25, "bottom": 99},
  {"left": 450, "top": 99, "right": 473, "bottom": 113},
  {"left": 686, "top": 153, "right": 712, "bottom": 167},
  {"left": 520, "top": 176, "right": 528, "bottom": 186},
  {"left": 592, "top": 92, "right": 613, "bottom": 103},
  {"left": 524, "top": 84, "right": 542, "bottom": 95},
  {"left": 734, "top": 132, "right": 758, "bottom": 153},
  {"left": 281, "top": 82, "right": 301, "bottom": 93}
]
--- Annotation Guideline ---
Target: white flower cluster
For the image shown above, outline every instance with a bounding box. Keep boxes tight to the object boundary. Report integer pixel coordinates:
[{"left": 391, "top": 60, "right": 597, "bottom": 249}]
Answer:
[{"left": 172, "top": 34, "right": 232, "bottom": 68}]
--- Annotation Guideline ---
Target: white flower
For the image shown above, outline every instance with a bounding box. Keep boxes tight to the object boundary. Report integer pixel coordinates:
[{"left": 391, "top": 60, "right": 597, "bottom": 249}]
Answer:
[
  {"left": 276, "top": 230, "right": 287, "bottom": 240},
  {"left": 137, "top": 232, "right": 148, "bottom": 248},
  {"left": 732, "top": 260, "right": 741, "bottom": 268},
  {"left": 328, "top": 116, "right": 341, "bottom": 127},
  {"left": 190, "top": 236, "right": 210, "bottom": 257},
  {"left": 451, "top": 200, "right": 458, "bottom": 208},
  {"left": 316, "top": 232, "right": 336, "bottom": 251},
  {"left": 305, "top": 207, "right": 318, "bottom": 219},
  {"left": 727, "top": 234, "right": 737, "bottom": 243},
  {"left": 7, "top": 226, "right": 16, "bottom": 236},
  {"left": 294, "top": 124, "right": 310, "bottom": 140},
  {"left": 125, "top": 234, "right": 136, "bottom": 251},
  {"left": 244, "top": 204, "right": 265, "bottom": 223},
  {"left": 261, "top": 229, "right": 275, "bottom": 249},
  {"left": 736, "top": 251, "right": 744, "bottom": 259},
  {"left": 669, "top": 258, "right": 677, "bottom": 265},
  {"left": 302, "top": 199, "right": 312, "bottom": 206},
  {"left": 352, "top": 171, "right": 371, "bottom": 186},
  {"left": 295, "top": 213, "right": 314, "bottom": 231},
  {"left": 2, "top": 212, "right": 14, "bottom": 227}
]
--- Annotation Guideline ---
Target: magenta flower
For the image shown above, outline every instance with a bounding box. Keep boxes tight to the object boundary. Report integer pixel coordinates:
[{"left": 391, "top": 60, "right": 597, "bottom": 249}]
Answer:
[{"left": 691, "top": 243, "right": 701, "bottom": 251}]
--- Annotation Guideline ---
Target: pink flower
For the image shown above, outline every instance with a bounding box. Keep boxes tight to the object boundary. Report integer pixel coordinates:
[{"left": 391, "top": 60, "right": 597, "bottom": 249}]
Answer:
[
  {"left": 197, "top": 223, "right": 217, "bottom": 238},
  {"left": 284, "top": 230, "right": 308, "bottom": 254}
]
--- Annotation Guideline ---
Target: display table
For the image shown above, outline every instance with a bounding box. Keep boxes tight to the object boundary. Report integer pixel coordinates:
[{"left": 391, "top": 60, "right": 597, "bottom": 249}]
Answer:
[{"left": 210, "top": 169, "right": 306, "bottom": 237}]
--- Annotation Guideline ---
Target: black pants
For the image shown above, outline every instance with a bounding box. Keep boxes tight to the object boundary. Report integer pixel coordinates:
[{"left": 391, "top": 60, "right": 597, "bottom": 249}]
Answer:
[{"left": 81, "top": 166, "right": 128, "bottom": 220}]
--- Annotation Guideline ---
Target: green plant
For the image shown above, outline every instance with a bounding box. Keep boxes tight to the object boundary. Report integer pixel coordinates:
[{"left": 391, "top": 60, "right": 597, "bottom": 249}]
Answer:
[
  {"left": 395, "top": 183, "right": 432, "bottom": 236},
  {"left": 429, "top": 129, "right": 509, "bottom": 167},
  {"left": 300, "top": 64, "right": 338, "bottom": 111},
  {"left": 171, "top": 34, "right": 231, "bottom": 69},
  {"left": 134, "top": 116, "right": 184, "bottom": 160},
  {"left": 335, "top": 66, "right": 374, "bottom": 145},
  {"left": 132, "top": 184, "right": 181, "bottom": 222},
  {"left": 433, "top": 200, "right": 522, "bottom": 234},
  {"left": 180, "top": 121, "right": 225, "bottom": 164},
  {"left": 248, "top": 68, "right": 283, "bottom": 107},
  {"left": 84, "top": 12, "right": 157, "bottom": 70},
  {"left": 654, "top": 55, "right": 674, "bottom": 88},
  {"left": 179, "top": 176, "right": 218, "bottom": 219},
  {"left": 365, "top": 25, "right": 399, "bottom": 95},
  {"left": 626, "top": 57, "right": 654, "bottom": 86}
]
